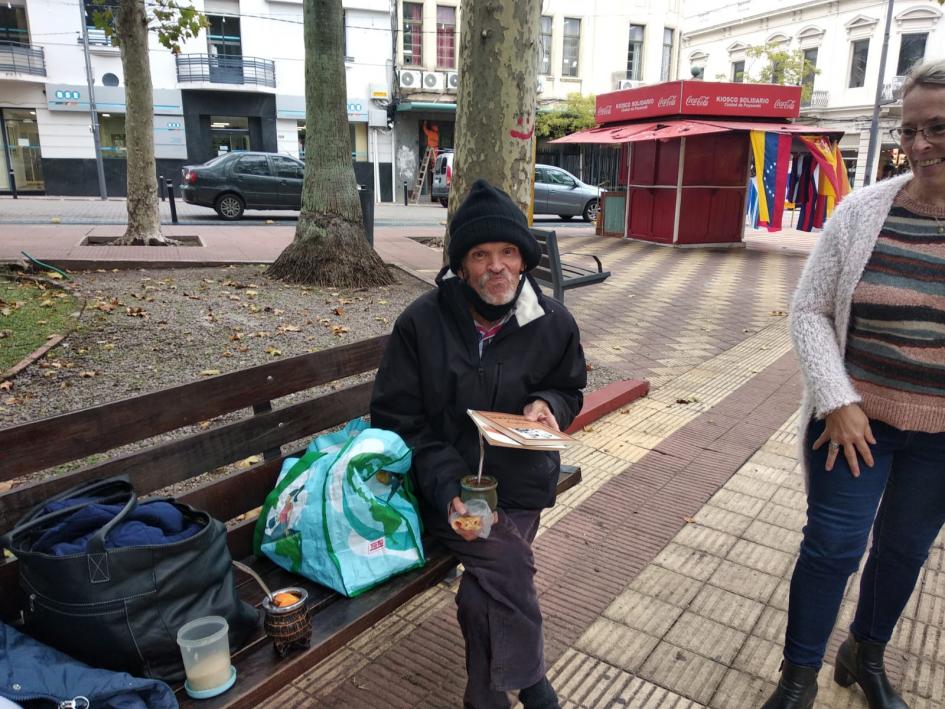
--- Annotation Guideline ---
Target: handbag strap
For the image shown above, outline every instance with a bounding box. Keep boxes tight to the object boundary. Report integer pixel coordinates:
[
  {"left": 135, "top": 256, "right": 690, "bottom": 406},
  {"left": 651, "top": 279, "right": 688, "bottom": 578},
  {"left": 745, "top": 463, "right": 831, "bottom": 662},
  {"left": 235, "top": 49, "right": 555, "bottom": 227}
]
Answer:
[{"left": 0, "top": 477, "right": 136, "bottom": 554}]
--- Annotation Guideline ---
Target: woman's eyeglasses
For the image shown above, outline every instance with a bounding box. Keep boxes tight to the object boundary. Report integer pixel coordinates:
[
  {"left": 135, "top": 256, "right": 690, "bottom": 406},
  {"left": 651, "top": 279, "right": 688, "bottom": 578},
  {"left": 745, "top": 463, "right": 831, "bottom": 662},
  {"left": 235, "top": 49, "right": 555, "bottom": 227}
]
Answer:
[{"left": 890, "top": 123, "right": 945, "bottom": 143}]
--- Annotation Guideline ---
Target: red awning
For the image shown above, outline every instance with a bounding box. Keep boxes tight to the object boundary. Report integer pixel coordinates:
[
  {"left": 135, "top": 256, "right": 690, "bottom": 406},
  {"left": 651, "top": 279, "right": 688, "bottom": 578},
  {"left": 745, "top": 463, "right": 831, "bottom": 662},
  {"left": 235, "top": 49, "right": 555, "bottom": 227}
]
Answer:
[
  {"left": 550, "top": 122, "right": 662, "bottom": 144},
  {"left": 550, "top": 118, "right": 842, "bottom": 144}
]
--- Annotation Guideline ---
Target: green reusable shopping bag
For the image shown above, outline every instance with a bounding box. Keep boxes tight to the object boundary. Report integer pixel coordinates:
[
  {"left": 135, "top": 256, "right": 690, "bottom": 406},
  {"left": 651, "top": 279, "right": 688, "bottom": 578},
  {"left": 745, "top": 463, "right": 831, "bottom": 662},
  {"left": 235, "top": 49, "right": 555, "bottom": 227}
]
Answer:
[{"left": 253, "top": 419, "right": 425, "bottom": 597}]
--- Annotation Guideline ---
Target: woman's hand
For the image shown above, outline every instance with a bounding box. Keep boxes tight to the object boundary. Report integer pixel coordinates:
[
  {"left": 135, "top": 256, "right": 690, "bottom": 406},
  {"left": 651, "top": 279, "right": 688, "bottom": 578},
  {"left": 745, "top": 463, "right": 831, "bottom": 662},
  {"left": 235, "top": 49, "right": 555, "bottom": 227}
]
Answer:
[
  {"left": 812, "top": 404, "right": 876, "bottom": 477},
  {"left": 523, "top": 399, "right": 560, "bottom": 431}
]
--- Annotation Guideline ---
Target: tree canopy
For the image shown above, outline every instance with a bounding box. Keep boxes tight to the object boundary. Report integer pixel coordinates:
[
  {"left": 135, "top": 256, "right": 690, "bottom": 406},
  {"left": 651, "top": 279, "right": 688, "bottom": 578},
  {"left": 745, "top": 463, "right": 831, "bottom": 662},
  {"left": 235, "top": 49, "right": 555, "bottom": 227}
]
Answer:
[
  {"left": 87, "top": 0, "right": 205, "bottom": 52},
  {"left": 536, "top": 93, "right": 596, "bottom": 142}
]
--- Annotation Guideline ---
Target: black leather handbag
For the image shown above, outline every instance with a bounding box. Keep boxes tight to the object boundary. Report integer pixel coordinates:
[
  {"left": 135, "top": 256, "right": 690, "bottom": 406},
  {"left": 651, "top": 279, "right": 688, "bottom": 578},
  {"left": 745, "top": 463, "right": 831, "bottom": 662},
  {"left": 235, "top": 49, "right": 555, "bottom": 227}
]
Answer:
[{"left": 0, "top": 477, "right": 259, "bottom": 683}]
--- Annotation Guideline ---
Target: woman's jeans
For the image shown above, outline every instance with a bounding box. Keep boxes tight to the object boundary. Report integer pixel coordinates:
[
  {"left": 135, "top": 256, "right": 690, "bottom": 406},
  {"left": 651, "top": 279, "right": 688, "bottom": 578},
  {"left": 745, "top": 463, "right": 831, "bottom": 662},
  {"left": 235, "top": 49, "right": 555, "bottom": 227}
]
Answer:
[{"left": 784, "top": 418, "right": 945, "bottom": 668}]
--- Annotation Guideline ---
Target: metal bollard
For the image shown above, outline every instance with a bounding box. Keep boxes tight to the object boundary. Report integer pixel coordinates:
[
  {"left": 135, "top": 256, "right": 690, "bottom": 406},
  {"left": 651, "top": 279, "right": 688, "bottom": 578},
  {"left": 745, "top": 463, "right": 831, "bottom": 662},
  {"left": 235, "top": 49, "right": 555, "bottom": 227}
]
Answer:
[
  {"left": 158, "top": 174, "right": 165, "bottom": 201},
  {"left": 166, "top": 179, "right": 178, "bottom": 224},
  {"left": 8, "top": 169, "right": 17, "bottom": 199}
]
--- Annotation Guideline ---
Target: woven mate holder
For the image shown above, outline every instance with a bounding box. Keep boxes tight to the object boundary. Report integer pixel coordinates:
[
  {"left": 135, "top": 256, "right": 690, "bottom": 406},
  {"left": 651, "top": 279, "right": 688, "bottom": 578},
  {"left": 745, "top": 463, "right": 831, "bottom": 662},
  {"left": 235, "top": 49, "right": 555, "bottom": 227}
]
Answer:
[{"left": 261, "top": 587, "right": 313, "bottom": 657}]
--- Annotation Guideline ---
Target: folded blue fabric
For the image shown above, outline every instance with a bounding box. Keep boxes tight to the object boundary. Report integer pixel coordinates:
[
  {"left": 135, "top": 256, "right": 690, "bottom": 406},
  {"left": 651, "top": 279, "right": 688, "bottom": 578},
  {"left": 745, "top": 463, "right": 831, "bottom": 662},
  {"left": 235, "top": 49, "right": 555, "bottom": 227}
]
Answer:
[{"left": 31, "top": 499, "right": 203, "bottom": 555}]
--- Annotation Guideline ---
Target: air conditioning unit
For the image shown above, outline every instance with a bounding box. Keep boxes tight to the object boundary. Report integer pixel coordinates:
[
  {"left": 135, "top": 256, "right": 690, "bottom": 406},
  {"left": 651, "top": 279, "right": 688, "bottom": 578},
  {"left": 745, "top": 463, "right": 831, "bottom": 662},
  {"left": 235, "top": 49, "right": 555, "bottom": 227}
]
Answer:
[
  {"left": 399, "top": 69, "right": 422, "bottom": 90},
  {"left": 617, "top": 79, "right": 643, "bottom": 90},
  {"left": 446, "top": 71, "right": 459, "bottom": 91},
  {"left": 422, "top": 71, "right": 446, "bottom": 91}
]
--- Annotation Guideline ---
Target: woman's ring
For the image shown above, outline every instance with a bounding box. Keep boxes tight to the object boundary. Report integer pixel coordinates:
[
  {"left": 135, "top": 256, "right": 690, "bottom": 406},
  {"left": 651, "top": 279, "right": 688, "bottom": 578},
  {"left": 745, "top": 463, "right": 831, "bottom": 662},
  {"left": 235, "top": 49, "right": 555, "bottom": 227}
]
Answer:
[{"left": 828, "top": 441, "right": 841, "bottom": 452}]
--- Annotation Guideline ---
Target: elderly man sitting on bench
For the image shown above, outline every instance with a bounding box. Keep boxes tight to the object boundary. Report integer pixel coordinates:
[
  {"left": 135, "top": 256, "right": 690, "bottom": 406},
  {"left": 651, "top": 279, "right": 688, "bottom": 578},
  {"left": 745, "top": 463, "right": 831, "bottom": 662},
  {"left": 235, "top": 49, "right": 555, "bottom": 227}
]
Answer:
[{"left": 371, "top": 179, "right": 586, "bottom": 709}]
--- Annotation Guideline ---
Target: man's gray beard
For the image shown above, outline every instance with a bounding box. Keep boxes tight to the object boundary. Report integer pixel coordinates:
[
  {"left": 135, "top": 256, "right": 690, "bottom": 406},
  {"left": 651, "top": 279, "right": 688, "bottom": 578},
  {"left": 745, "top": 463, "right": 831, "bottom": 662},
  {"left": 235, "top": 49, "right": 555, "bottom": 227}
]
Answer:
[{"left": 474, "top": 273, "right": 516, "bottom": 305}]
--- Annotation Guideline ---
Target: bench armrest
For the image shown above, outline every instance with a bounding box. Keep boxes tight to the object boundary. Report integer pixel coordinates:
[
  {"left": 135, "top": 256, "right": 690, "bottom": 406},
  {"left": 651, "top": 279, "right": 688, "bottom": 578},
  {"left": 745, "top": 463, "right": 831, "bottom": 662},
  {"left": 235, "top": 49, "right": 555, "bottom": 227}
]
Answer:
[{"left": 559, "top": 251, "right": 605, "bottom": 273}]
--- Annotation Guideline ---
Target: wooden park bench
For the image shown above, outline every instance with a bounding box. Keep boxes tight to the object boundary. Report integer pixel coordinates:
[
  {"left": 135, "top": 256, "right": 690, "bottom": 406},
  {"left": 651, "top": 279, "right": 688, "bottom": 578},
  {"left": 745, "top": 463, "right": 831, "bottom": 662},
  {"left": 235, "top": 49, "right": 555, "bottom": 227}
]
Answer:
[
  {"left": 0, "top": 335, "right": 582, "bottom": 707},
  {"left": 530, "top": 228, "right": 610, "bottom": 302}
]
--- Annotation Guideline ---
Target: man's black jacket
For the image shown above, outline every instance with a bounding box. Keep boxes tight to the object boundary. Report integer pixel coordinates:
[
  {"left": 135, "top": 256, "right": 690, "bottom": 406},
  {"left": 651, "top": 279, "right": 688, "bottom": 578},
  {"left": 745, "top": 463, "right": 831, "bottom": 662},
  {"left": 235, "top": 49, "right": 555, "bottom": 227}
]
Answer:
[{"left": 370, "top": 272, "right": 586, "bottom": 516}]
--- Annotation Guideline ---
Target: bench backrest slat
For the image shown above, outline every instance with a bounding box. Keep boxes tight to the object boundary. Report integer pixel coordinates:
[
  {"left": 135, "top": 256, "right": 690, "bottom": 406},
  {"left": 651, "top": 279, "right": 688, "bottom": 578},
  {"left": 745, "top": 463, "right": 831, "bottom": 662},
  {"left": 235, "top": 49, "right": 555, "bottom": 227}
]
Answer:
[
  {"left": 0, "top": 336, "right": 388, "bottom": 481},
  {"left": 0, "top": 382, "right": 374, "bottom": 534},
  {"left": 529, "top": 228, "right": 564, "bottom": 301}
]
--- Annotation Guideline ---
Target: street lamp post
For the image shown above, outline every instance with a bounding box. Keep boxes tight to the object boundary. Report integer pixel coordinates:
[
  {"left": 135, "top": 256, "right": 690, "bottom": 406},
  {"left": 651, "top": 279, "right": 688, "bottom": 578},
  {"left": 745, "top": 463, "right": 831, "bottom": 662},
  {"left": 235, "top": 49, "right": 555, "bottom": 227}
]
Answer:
[
  {"left": 79, "top": 0, "right": 108, "bottom": 200},
  {"left": 863, "top": 0, "right": 895, "bottom": 187}
]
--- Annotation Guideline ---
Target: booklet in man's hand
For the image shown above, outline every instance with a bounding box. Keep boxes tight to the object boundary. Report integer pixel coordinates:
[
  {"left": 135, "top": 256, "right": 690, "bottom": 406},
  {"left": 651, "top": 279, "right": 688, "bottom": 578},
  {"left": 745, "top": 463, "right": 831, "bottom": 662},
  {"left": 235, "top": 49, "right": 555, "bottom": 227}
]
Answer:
[{"left": 467, "top": 409, "right": 575, "bottom": 450}]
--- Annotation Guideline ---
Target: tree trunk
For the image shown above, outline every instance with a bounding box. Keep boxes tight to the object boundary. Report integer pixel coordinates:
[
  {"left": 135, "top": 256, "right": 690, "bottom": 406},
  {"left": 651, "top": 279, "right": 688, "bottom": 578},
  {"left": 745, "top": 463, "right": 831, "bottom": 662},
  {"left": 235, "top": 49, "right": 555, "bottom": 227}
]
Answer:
[
  {"left": 267, "top": 0, "right": 393, "bottom": 287},
  {"left": 446, "top": 0, "right": 542, "bottom": 260},
  {"left": 113, "top": 0, "right": 166, "bottom": 245}
]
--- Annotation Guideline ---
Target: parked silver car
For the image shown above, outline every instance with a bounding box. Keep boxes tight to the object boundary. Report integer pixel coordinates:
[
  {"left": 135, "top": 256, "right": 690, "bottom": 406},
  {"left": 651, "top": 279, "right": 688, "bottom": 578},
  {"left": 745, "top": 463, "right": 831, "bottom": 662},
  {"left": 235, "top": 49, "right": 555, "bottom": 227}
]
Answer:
[
  {"left": 433, "top": 155, "right": 600, "bottom": 222},
  {"left": 534, "top": 164, "right": 600, "bottom": 222}
]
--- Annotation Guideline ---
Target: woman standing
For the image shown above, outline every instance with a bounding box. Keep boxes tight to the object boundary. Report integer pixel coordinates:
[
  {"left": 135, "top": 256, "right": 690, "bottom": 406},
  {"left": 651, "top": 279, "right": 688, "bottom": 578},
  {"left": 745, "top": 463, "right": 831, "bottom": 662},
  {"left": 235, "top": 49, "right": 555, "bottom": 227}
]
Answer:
[{"left": 763, "top": 58, "right": 945, "bottom": 709}]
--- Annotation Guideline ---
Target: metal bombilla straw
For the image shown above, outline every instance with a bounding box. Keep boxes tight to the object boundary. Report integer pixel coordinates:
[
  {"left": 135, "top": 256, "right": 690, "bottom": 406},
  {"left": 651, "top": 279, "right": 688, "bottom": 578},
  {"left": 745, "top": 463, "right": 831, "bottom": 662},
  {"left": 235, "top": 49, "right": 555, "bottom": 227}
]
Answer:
[{"left": 477, "top": 431, "right": 485, "bottom": 484}]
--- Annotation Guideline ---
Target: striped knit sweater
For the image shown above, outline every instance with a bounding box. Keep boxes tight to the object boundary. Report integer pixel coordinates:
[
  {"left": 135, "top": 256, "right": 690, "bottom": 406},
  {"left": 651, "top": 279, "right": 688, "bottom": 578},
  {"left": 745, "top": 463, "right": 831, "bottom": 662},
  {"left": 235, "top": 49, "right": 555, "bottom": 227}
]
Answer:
[{"left": 845, "top": 190, "right": 945, "bottom": 433}]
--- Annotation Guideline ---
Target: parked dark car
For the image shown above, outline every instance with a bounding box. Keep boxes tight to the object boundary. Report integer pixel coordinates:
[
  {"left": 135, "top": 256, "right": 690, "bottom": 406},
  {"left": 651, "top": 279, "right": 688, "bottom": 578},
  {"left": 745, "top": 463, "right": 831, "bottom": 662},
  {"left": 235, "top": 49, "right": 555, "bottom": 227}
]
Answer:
[{"left": 179, "top": 151, "right": 305, "bottom": 220}]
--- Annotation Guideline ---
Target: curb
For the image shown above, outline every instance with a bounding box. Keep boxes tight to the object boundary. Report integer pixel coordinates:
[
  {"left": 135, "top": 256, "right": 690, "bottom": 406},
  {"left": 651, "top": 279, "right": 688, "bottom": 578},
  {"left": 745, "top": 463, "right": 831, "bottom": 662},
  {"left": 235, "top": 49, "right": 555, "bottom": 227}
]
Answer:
[{"left": 566, "top": 378, "right": 650, "bottom": 434}]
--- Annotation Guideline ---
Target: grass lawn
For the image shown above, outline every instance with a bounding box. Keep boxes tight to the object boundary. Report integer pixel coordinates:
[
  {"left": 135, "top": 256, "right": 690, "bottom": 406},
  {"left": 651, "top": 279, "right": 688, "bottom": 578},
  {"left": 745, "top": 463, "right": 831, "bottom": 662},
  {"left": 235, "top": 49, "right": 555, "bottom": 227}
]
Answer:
[{"left": 0, "top": 277, "right": 81, "bottom": 373}]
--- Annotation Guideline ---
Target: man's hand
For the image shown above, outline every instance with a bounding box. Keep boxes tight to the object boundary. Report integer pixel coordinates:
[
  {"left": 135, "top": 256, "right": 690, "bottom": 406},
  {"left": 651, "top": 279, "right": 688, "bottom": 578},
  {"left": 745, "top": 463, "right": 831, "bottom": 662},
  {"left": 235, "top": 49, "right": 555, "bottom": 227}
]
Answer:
[
  {"left": 449, "top": 498, "right": 480, "bottom": 541},
  {"left": 523, "top": 399, "right": 559, "bottom": 431},
  {"left": 812, "top": 403, "right": 876, "bottom": 477},
  {"left": 450, "top": 497, "right": 498, "bottom": 541}
]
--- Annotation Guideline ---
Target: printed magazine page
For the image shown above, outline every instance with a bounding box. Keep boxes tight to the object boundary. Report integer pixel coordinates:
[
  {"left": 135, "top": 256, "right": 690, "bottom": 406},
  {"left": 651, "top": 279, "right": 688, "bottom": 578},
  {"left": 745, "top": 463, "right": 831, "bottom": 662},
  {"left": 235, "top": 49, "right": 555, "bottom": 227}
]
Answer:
[{"left": 467, "top": 410, "right": 574, "bottom": 450}]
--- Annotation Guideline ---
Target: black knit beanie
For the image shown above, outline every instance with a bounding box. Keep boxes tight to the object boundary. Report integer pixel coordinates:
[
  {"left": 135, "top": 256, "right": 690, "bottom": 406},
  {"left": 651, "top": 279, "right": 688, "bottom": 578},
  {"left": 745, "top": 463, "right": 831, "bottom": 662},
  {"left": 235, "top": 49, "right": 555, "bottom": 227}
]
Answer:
[{"left": 448, "top": 179, "right": 541, "bottom": 274}]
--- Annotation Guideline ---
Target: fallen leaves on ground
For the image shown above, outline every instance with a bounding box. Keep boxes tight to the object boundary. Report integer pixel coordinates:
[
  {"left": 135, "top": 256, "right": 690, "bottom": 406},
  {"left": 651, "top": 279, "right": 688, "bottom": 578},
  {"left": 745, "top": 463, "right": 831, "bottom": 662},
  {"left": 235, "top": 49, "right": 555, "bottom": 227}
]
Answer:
[{"left": 200, "top": 368, "right": 221, "bottom": 376}]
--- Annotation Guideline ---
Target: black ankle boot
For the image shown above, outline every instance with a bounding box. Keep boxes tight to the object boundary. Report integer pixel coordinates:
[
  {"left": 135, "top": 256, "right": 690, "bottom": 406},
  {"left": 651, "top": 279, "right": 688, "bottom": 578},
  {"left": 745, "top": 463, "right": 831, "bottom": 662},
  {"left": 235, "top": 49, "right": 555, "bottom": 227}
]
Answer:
[
  {"left": 834, "top": 634, "right": 908, "bottom": 708},
  {"left": 519, "top": 677, "right": 560, "bottom": 709},
  {"left": 760, "top": 659, "right": 818, "bottom": 709}
]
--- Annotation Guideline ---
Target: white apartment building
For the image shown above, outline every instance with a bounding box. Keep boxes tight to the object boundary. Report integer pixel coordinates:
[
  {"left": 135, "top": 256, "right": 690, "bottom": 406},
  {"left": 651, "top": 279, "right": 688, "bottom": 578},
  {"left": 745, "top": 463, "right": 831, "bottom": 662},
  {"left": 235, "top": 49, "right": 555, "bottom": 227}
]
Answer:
[
  {"left": 680, "top": 0, "right": 944, "bottom": 186},
  {"left": 0, "top": 0, "right": 396, "bottom": 198},
  {"left": 391, "top": 0, "right": 684, "bottom": 202}
]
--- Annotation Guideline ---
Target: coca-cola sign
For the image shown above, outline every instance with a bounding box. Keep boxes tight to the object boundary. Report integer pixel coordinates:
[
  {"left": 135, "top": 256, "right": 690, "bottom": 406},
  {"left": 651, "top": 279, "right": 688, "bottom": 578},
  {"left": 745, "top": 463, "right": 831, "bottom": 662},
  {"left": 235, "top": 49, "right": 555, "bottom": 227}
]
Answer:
[{"left": 596, "top": 80, "right": 802, "bottom": 123}]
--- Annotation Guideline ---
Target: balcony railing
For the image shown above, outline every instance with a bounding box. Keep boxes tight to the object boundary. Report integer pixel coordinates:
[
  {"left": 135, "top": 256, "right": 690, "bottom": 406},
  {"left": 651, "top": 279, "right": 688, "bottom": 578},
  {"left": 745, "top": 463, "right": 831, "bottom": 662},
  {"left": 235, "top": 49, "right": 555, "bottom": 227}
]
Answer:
[
  {"left": 0, "top": 41, "right": 46, "bottom": 77},
  {"left": 801, "top": 90, "right": 829, "bottom": 109},
  {"left": 175, "top": 54, "right": 275, "bottom": 88}
]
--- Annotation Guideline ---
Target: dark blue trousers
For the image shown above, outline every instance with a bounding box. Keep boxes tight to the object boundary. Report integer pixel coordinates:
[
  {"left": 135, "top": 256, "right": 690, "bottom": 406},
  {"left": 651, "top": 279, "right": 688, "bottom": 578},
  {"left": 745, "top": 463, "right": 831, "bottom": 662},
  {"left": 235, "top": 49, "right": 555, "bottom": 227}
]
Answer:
[
  {"left": 425, "top": 507, "right": 544, "bottom": 709},
  {"left": 784, "top": 418, "right": 945, "bottom": 667}
]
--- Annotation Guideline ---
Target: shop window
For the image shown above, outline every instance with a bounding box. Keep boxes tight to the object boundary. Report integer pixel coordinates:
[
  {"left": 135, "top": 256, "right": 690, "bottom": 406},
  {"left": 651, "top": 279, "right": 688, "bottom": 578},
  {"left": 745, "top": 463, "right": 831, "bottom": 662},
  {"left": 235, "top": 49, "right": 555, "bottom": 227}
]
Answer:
[
  {"left": 562, "top": 18, "right": 580, "bottom": 77},
  {"left": 2, "top": 108, "right": 44, "bottom": 191},
  {"left": 626, "top": 24, "right": 644, "bottom": 81},
  {"left": 436, "top": 6, "right": 455, "bottom": 69},
  {"left": 539, "top": 16, "right": 552, "bottom": 76},
  {"left": 98, "top": 113, "right": 126, "bottom": 157},
  {"left": 351, "top": 123, "right": 369, "bottom": 162},
  {"left": 661, "top": 28, "right": 674, "bottom": 82},
  {"left": 896, "top": 33, "right": 926, "bottom": 76},
  {"left": 403, "top": 2, "right": 422, "bottom": 66},
  {"left": 849, "top": 39, "right": 869, "bottom": 88},
  {"left": 210, "top": 115, "right": 250, "bottom": 156},
  {"left": 731, "top": 60, "right": 745, "bottom": 83}
]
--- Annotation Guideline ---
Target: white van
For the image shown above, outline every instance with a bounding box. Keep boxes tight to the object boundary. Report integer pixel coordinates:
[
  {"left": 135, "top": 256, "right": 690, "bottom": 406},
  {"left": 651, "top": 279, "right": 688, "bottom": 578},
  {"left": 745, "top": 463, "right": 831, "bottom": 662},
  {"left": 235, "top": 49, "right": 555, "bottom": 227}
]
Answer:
[{"left": 431, "top": 150, "right": 453, "bottom": 207}]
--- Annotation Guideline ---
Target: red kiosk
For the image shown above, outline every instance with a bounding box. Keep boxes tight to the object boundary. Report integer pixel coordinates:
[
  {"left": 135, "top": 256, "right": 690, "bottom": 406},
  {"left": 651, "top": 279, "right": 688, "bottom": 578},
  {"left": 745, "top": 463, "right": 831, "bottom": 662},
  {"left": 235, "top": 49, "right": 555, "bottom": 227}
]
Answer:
[{"left": 553, "top": 81, "right": 842, "bottom": 246}]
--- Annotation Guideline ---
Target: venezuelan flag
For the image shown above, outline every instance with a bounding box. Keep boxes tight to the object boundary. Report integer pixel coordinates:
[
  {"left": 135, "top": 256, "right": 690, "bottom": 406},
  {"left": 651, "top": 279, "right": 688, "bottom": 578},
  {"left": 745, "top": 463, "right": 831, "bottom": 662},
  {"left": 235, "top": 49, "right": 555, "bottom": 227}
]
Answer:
[{"left": 750, "top": 131, "right": 792, "bottom": 231}]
